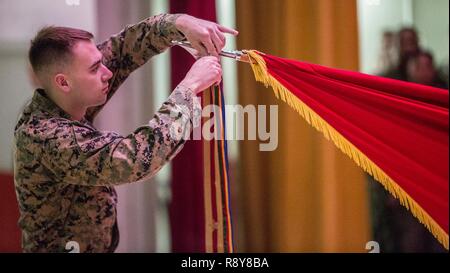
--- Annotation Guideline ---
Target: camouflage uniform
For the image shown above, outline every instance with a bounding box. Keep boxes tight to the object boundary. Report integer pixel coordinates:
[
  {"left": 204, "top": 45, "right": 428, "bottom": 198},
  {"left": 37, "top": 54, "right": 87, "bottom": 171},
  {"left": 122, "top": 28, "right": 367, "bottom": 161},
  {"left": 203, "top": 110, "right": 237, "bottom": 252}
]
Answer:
[{"left": 13, "top": 14, "right": 200, "bottom": 252}]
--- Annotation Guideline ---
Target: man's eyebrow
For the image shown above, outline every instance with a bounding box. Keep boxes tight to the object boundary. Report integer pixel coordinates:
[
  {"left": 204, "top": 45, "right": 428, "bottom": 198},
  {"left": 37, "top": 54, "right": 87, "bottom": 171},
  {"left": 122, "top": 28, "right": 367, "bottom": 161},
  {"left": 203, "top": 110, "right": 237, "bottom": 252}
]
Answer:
[{"left": 89, "top": 58, "right": 102, "bottom": 69}]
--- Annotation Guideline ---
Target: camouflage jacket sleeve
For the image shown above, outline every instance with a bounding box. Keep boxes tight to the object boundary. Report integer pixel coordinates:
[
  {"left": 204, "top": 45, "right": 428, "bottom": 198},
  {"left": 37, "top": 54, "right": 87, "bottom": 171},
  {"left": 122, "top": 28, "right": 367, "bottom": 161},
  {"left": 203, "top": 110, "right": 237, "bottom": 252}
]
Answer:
[
  {"left": 41, "top": 86, "right": 200, "bottom": 186},
  {"left": 85, "top": 13, "right": 186, "bottom": 122}
]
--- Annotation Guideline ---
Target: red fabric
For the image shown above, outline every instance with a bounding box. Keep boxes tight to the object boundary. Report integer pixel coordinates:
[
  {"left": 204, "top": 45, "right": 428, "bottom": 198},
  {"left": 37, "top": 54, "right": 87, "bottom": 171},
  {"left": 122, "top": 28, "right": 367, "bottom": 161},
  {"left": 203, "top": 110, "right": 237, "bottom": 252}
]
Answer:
[
  {"left": 0, "top": 173, "right": 21, "bottom": 252},
  {"left": 169, "top": 0, "right": 217, "bottom": 252},
  {"left": 259, "top": 52, "right": 449, "bottom": 234}
]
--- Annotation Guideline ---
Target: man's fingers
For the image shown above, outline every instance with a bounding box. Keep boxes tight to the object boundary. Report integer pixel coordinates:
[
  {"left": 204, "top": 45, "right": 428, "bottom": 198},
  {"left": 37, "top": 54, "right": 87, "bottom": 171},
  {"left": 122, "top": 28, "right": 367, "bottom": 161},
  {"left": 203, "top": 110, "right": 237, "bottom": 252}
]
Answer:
[
  {"left": 211, "top": 30, "right": 225, "bottom": 53},
  {"left": 214, "top": 68, "right": 222, "bottom": 86},
  {"left": 213, "top": 67, "right": 222, "bottom": 86},
  {"left": 192, "top": 41, "right": 208, "bottom": 57},
  {"left": 217, "top": 25, "right": 239, "bottom": 35},
  {"left": 202, "top": 37, "right": 219, "bottom": 57},
  {"left": 215, "top": 28, "right": 226, "bottom": 43}
]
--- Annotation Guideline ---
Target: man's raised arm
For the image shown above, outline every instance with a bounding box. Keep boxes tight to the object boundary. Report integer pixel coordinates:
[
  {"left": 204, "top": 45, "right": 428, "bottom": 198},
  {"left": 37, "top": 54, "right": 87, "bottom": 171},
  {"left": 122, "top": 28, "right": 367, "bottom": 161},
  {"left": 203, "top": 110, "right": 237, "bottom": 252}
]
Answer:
[{"left": 86, "top": 13, "right": 185, "bottom": 121}]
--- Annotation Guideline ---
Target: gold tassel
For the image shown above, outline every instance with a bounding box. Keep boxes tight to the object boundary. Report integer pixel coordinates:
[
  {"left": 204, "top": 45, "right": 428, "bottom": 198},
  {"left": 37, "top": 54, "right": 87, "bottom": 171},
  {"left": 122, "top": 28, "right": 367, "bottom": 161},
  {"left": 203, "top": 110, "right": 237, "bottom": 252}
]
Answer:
[{"left": 246, "top": 50, "right": 449, "bottom": 250}]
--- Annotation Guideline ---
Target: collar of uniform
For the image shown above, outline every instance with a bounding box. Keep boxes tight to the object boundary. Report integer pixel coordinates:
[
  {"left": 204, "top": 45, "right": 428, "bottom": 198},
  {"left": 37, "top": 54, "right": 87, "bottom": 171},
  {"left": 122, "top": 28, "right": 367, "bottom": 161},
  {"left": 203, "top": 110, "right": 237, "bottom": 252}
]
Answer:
[{"left": 31, "top": 88, "right": 74, "bottom": 120}]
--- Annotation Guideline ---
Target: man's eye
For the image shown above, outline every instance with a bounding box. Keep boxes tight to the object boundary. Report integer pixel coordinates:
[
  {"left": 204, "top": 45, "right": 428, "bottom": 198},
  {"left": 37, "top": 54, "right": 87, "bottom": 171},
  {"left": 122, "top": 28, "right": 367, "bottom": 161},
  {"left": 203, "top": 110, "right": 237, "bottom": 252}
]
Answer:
[{"left": 91, "top": 66, "right": 99, "bottom": 72}]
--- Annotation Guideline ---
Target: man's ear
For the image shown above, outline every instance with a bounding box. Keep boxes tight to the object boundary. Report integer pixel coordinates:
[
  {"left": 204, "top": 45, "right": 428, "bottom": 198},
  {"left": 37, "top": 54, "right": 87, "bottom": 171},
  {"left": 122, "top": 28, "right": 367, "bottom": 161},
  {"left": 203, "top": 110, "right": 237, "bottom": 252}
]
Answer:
[{"left": 54, "top": 74, "right": 71, "bottom": 93}]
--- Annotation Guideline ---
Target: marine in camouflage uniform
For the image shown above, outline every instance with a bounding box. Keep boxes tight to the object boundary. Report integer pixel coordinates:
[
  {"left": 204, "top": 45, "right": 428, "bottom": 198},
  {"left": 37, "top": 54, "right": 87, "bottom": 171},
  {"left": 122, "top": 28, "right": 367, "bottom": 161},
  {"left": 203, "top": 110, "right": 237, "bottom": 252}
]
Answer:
[{"left": 13, "top": 13, "right": 200, "bottom": 253}]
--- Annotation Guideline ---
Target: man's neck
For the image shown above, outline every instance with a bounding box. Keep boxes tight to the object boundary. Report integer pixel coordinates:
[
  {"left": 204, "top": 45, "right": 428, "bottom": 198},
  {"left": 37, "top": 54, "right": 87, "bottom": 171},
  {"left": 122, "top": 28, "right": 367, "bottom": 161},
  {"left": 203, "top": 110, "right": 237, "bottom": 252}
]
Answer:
[
  {"left": 63, "top": 105, "right": 86, "bottom": 121},
  {"left": 46, "top": 90, "right": 86, "bottom": 121}
]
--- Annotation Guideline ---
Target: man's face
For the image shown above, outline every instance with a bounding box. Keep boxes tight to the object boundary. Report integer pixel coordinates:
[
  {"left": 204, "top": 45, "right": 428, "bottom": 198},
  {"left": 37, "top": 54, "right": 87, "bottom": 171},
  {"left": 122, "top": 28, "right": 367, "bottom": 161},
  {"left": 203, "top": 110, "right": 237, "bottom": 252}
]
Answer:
[
  {"left": 407, "top": 55, "right": 436, "bottom": 85},
  {"left": 67, "top": 40, "right": 113, "bottom": 108},
  {"left": 400, "top": 30, "right": 419, "bottom": 56}
]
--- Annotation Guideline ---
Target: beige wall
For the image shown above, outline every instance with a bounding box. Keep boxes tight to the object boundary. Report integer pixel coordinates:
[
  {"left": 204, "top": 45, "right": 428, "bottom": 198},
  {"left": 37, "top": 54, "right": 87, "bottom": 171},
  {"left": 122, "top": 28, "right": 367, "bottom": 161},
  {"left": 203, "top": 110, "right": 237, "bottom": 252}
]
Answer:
[{"left": 413, "top": 0, "right": 449, "bottom": 67}]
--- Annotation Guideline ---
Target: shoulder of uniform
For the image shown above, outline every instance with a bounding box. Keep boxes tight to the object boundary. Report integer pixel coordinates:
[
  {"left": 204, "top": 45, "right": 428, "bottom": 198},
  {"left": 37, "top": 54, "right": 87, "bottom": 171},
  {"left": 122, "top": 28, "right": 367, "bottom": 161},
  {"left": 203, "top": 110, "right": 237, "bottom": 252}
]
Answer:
[{"left": 15, "top": 112, "right": 74, "bottom": 142}]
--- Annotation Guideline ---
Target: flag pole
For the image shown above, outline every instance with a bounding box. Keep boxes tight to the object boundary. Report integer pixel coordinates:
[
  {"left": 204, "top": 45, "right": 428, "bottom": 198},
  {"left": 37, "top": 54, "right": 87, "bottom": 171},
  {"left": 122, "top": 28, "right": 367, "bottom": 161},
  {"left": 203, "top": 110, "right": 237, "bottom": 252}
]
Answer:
[{"left": 171, "top": 40, "right": 250, "bottom": 63}]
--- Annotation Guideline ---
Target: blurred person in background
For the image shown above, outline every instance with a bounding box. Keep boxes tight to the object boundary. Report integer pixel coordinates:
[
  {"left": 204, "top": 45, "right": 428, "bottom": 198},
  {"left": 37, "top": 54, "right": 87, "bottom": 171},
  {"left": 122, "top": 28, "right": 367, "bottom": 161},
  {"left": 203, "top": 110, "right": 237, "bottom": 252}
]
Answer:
[
  {"left": 376, "top": 31, "right": 398, "bottom": 74},
  {"left": 382, "top": 27, "right": 421, "bottom": 81},
  {"left": 406, "top": 50, "right": 448, "bottom": 89}
]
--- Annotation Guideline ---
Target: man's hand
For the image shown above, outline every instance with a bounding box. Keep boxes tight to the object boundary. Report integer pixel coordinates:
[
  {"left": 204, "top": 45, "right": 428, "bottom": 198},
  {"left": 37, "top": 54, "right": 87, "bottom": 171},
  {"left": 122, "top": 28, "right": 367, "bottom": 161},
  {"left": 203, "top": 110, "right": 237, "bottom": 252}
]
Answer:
[
  {"left": 179, "top": 56, "right": 222, "bottom": 94},
  {"left": 175, "top": 14, "right": 238, "bottom": 57}
]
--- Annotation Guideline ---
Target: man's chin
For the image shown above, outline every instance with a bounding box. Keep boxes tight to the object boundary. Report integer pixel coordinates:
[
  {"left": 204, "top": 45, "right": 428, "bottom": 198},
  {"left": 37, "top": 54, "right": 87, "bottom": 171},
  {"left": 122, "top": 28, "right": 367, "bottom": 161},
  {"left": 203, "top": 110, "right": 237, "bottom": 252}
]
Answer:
[
  {"left": 97, "top": 99, "right": 107, "bottom": 106},
  {"left": 89, "top": 98, "right": 107, "bottom": 108}
]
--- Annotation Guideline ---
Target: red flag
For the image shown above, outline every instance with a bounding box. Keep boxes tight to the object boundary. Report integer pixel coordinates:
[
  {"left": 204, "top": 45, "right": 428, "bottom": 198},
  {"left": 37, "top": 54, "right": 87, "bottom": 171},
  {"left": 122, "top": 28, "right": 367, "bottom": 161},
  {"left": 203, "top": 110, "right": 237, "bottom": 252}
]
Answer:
[{"left": 247, "top": 50, "right": 449, "bottom": 249}]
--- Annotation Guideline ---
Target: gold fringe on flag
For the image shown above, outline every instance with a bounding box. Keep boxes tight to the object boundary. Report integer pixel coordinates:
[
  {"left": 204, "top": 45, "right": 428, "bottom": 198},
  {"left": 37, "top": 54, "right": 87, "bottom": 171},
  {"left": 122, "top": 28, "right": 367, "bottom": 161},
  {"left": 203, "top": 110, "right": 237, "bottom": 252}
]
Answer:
[{"left": 246, "top": 50, "right": 449, "bottom": 250}]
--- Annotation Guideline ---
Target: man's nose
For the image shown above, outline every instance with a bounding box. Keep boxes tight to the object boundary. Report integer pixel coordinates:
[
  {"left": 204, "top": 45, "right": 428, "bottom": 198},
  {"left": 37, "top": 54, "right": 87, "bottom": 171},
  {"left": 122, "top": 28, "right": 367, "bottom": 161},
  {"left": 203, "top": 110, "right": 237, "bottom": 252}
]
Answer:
[{"left": 101, "top": 65, "right": 113, "bottom": 81}]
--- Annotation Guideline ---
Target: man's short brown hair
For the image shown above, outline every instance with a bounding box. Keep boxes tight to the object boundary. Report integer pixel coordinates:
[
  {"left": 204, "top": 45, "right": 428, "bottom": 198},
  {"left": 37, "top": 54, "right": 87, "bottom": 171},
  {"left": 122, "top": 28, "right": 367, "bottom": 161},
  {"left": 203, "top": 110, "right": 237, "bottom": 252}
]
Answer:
[{"left": 29, "top": 26, "right": 93, "bottom": 76}]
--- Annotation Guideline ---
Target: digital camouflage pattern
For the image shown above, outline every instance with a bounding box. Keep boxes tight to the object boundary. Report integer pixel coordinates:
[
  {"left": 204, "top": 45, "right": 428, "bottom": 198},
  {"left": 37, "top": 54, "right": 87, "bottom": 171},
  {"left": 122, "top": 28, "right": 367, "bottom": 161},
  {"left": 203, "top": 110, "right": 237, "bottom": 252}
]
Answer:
[{"left": 13, "top": 13, "right": 200, "bottom": 252}]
